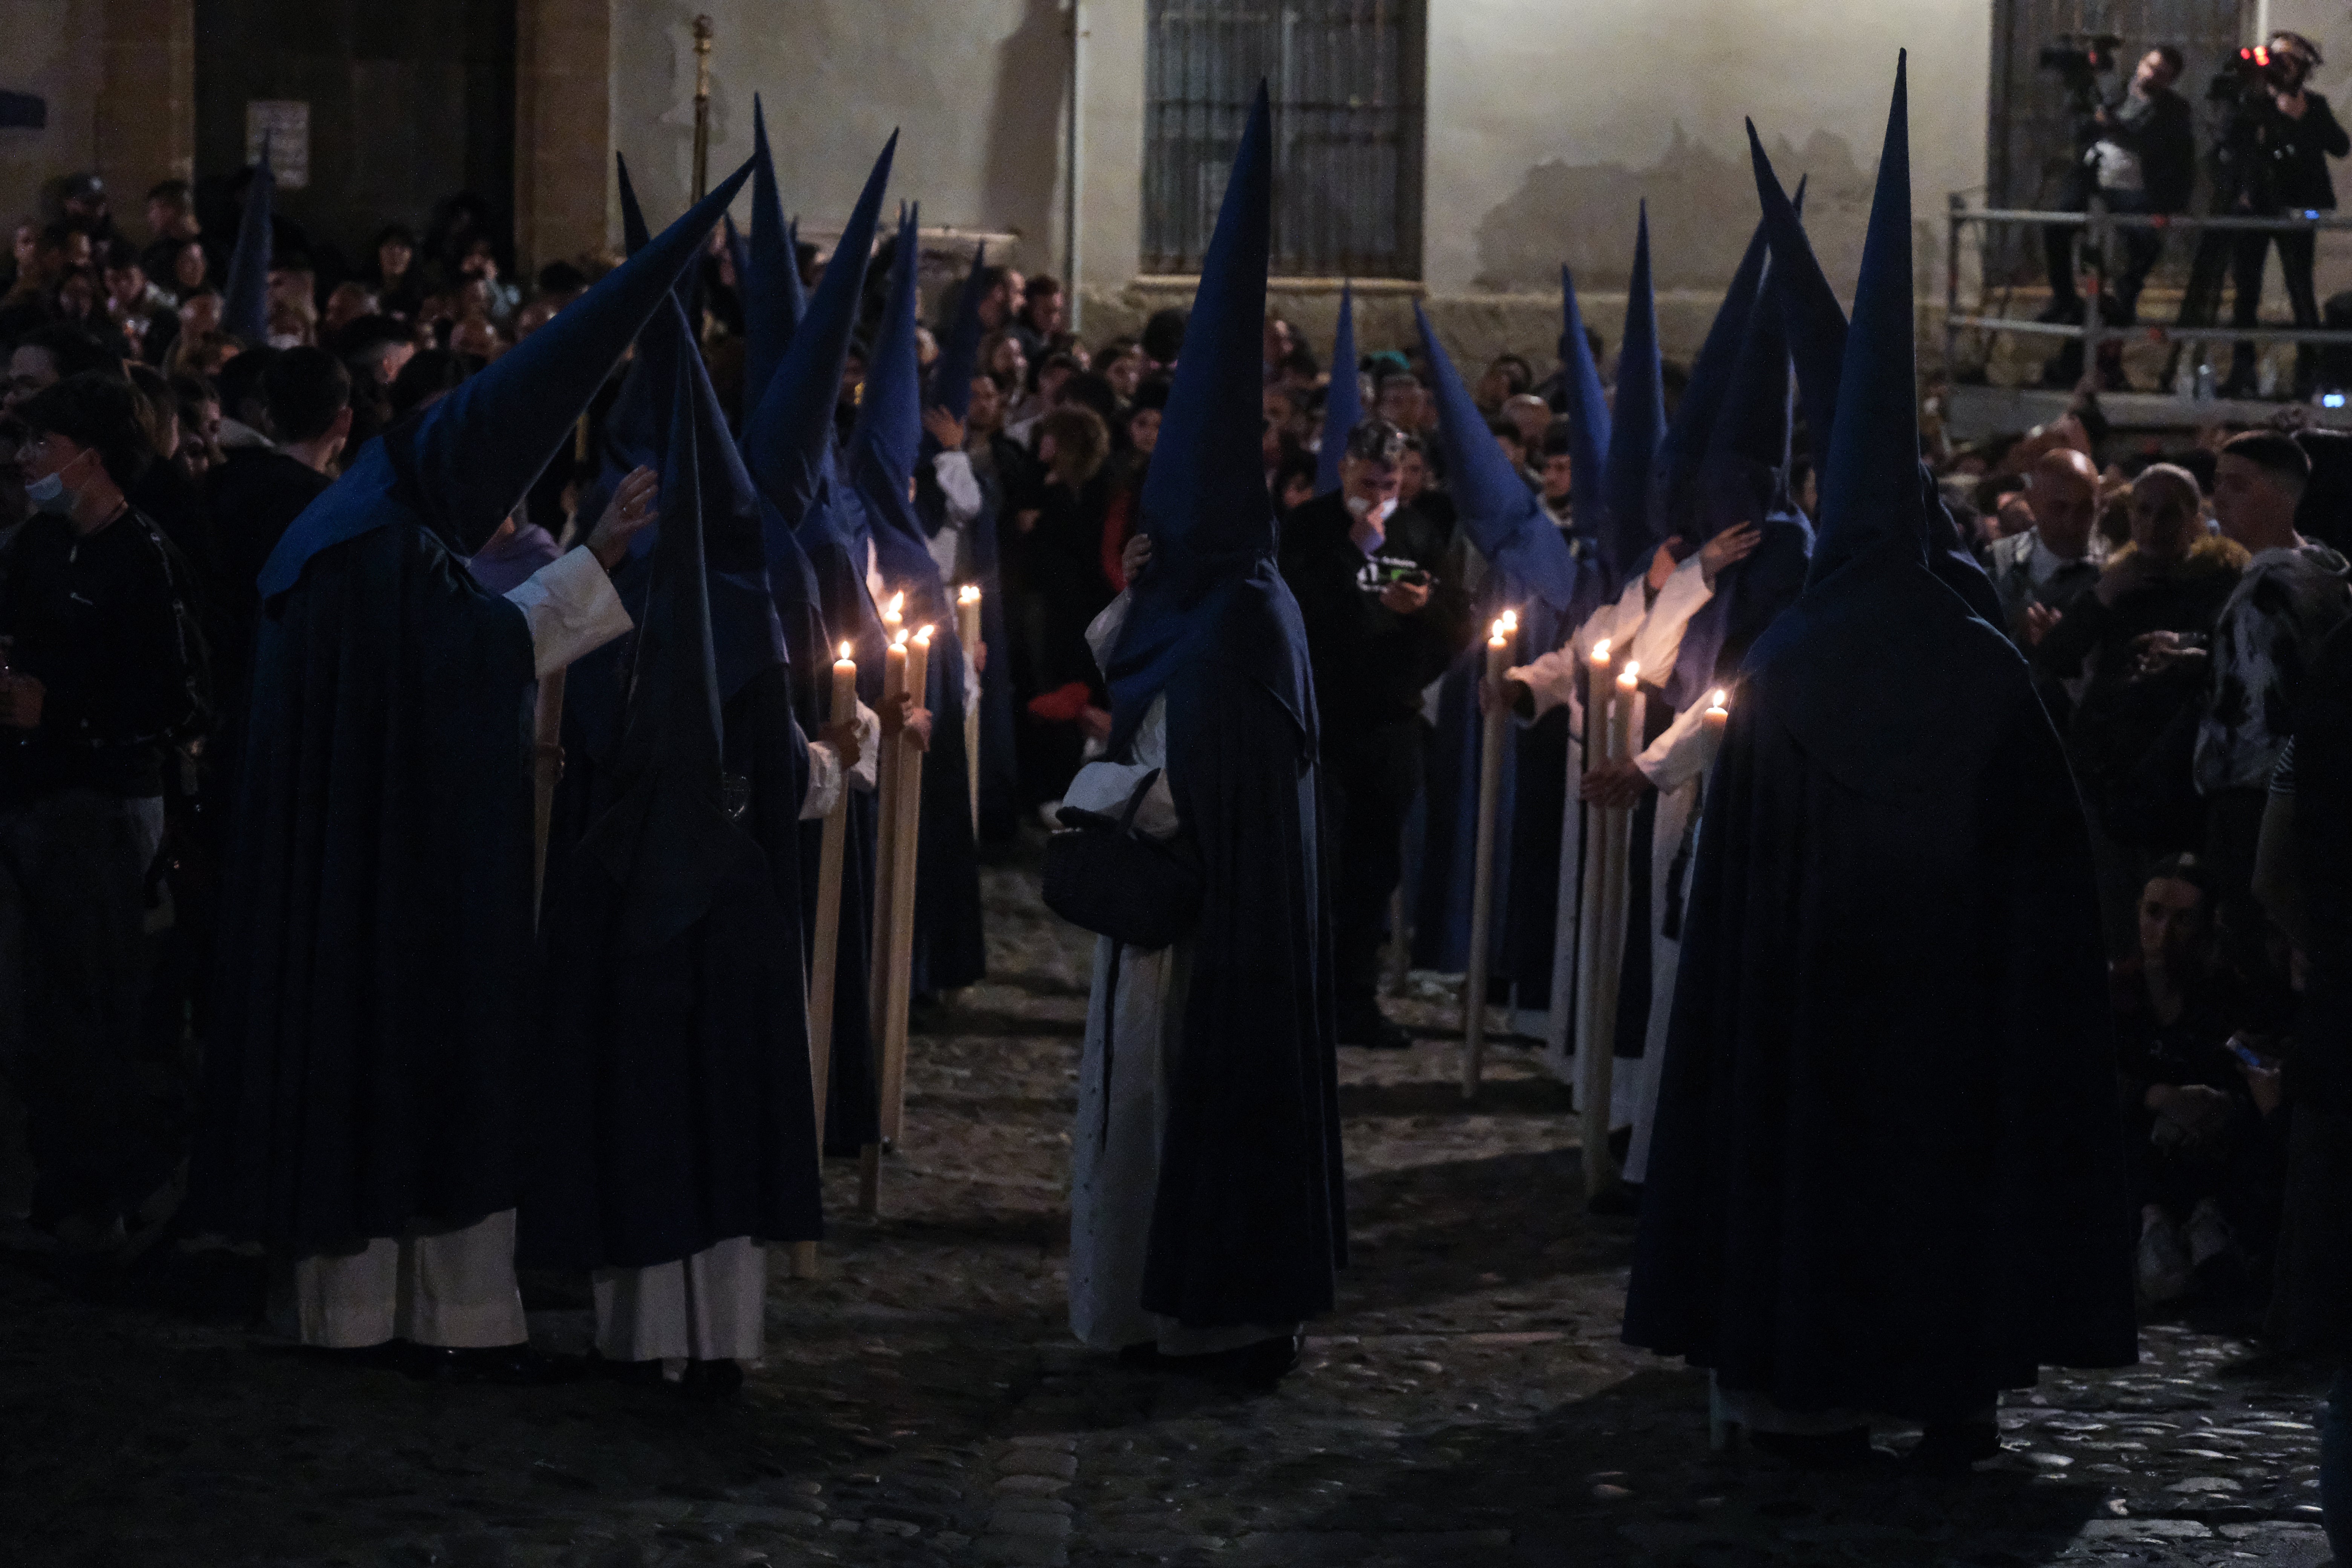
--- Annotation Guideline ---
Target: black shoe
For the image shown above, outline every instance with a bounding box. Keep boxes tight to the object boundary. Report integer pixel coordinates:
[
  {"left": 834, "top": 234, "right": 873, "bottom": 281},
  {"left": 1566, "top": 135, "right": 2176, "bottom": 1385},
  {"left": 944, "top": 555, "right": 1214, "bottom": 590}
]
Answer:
[
  {"left": 1165, "top": 1334, "right": 1303, "bottom": 1392},
  {"left": 309, "top": 1339, "right": 425, "bottom": 1374},
  {"left": 679, "top": 1358, "right": 744, "bottom": 1401},
  {"left": 1906, "top": 1420, "right": 2001, "bottom": 1474},
  {"left": 1338, "top": 1012, "right": 1414, "bottom": 1050},
  {"left": 1586, "top": 1181, "right": 1642, "bottom": 1218},
  {"left": 1749, "top": 1427, "right": 1877, "bottom": 1468},
  {"left": 2034, "top": 297, "right": 2084, "bottom": 325}
]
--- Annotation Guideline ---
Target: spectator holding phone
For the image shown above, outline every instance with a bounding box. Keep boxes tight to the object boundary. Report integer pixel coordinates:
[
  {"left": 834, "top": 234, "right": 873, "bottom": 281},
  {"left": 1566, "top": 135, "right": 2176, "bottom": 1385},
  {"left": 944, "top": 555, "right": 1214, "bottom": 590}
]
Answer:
[{"left": 1279, "top": 417, "right": 1474, "bottom": 1047}]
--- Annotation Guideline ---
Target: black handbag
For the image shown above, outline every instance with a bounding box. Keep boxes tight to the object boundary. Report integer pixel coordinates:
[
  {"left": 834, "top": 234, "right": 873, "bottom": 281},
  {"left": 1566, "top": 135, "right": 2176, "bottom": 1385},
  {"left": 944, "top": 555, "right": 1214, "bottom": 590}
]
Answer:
[{"left": 1041, "top": 769, "right": 1203, "bottom": 950}]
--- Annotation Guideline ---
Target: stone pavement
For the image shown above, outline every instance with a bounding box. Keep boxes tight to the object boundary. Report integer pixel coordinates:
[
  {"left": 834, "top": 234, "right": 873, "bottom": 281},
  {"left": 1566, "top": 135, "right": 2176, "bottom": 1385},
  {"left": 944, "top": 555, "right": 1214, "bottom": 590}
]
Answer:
[{"left": 0, "top": 856, "right": 2335, "bottom": 1567}]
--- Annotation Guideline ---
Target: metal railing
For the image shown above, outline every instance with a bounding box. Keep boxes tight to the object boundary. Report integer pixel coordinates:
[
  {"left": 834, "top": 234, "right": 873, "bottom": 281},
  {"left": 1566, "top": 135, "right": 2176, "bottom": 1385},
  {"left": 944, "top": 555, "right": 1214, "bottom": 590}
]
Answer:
[{"left": 1945, "top": 196, "right": 2352, "bottom": 394}]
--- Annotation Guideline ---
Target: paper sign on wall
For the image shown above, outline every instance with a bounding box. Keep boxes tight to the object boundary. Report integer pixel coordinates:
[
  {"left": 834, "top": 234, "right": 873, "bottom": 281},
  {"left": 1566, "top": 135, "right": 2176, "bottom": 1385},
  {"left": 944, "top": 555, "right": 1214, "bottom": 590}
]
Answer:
[{"left": 245, "top": 101, "right": 310, "bottom": 188}]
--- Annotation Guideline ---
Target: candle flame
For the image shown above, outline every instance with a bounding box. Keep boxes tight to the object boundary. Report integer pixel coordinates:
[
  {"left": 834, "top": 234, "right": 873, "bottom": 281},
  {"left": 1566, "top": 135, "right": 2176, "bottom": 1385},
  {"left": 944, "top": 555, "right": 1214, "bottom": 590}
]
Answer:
[
  {"left": 893, "top": 629, "right": 909, "bottom": 648},
  {"left": 1592, "top": 637, "right": 1612, "bottom": 662},
  {"left": 1620, "top": 660, "right": 1641, "bottom": 682},
  {"left": 1710, "top": 689, "right": 1727, "bottom": 709},
  {"left": 1498, "top": 609, "right": 1519, "bottom": 632},
  {"left": 915, "top": 624, "right": 934, "bottom": 645},
  {"left": 839, "top": 641, "right": 852, "bottom": 662},
  {"left": 885, "top": 591, "right": 905, "bottom": 618},
  {"left": 959, "top": 584, "right": 981, "bottom": 605}
]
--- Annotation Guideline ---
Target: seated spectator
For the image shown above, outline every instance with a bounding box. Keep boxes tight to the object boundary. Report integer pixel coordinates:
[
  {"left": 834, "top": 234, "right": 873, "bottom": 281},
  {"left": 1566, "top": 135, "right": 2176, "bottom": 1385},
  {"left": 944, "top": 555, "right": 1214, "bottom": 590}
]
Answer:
[
  {"left": 1477, "top": 352, "right": 1533, "bottom": 413},
  {"left": 0, "top": 371, "right": 206, "bottom": 1254},
  {"left": 49, "top": 268, "right": 127, "bottom": 355},
  {"left": 164, "top": 237, "right": 210, "bottom": 302},
  {"left": 455, "top": 236, "right": 519, "bottom": 327},
  {"left": 320, "top": 281, "right": 378, "bottom": 339},
  {"left": 2112, "top": 856, "right": 2281, "bottom": 1305},
  {"left": 138, "top": 179, "right": 208, "bottom": 300}
]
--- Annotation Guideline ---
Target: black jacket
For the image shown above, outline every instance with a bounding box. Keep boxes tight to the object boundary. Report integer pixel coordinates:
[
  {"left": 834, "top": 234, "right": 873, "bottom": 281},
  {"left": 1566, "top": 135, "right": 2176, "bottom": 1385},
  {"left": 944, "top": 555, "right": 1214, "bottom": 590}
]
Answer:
[
  {"left": 1276, "top": 490, "right": 1473, "bottom": 730},
  {"left": 0, "top": 505, "right": 207, "bottom": 802},
  {"left": 2217, "top": 89, "right": 2351, "bottom": 210},
  {"left": 2094, "top": 87, "right": 2196, "bottom": 213}
]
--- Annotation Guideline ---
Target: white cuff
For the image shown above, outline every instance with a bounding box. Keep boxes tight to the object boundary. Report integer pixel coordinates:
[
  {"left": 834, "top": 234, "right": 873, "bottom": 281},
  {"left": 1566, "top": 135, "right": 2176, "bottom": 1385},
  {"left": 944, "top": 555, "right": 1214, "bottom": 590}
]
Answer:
[
  {"left": 504, "top": 547, "right": 633, "bottom": 678},
  {"left": 801, "top": 742, "right": 844, "bottom": 820},
  {"left": 1635, "top": 699, "right": 1720, "bottom": 794},
  {"left": 847, "top": 700, "right": 881, "bottom": 792},
  {"left": 1628, "top": 553, "right": 1714, "bottom": 678}
]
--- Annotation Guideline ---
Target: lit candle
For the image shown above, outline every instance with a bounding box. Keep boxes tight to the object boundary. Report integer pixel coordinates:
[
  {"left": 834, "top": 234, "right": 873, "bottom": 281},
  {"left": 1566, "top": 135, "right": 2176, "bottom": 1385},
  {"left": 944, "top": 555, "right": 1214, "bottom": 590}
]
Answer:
[
  {"left": 1484, "top": 615, "right": 1512, "bottom": 683},
  {"left": 1703, "top": 688, "right": 1729, "bottom": 733},
  {"left": 1589, "top": 635, "right": 1612, "bottom": 672},
  {"left": 1610, "top": 659, "right": 1640, "bottom": 765},
  {"left": 881, "top": 590, "right": 905, "bottom": 639},
  {"left": 883, "top": 628, "right": 908, "bottom": 714},
  {"left": 831, "top": 640, "right": 858, "bottom": 725},
  {"left": 956, "top": 583, "right": 982, "bottom": 655}
]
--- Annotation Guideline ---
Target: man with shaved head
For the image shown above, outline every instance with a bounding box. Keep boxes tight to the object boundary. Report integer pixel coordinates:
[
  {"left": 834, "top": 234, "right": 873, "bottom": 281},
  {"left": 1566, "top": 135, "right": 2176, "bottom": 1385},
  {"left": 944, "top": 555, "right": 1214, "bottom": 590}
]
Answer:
[{"left": 1990, "top": 446, "right": 2103, "bottom": 649}]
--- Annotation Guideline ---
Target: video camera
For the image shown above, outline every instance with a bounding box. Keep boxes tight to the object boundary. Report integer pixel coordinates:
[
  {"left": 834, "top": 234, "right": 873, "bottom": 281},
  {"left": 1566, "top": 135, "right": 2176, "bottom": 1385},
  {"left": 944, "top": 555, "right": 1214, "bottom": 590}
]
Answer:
[
  {"left": 2040, "top": 32, "right": 2123, "bottom": 104},
  {"left": 2210, "top": 43, "right": 2296, "bottom": 103}
]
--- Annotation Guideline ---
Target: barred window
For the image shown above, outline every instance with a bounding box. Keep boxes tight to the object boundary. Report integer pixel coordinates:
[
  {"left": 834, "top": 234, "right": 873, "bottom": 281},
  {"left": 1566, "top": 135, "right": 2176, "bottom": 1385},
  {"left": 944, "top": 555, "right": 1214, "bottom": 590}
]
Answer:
[{"left": 1142, "top": 0, "right": 1426, "bottom": 279}]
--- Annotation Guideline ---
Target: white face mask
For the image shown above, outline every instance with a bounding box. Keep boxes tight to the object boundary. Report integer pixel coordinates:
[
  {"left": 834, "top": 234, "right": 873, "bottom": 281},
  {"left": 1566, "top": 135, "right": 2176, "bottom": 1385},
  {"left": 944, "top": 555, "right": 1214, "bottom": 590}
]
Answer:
[
  {"left": 24, "top": 447, "right": 92, "bottom": 518},
  {"left": 1346, "top": 493, "right": 1398, "bottom": 528}
]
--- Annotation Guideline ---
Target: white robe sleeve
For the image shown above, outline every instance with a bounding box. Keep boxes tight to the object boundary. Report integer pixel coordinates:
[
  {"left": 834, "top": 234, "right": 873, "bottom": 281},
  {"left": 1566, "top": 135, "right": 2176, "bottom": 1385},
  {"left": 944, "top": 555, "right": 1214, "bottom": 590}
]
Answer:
[
  {"left": 1627, "top": 553, "right": 1714, "bottom": 680},
  {"left": 933, "top": 450, "right": 983, "bottom": 525},
  {"left": 503, "top": 547, "right": 633, "bottom": 678},
  {"left": 864, "top": 537, "right": 890, "bottom": 613},
  {"left": 1635, "top": 700, "right": 1722, "bottom": 794},
  {"left": 801, "top": 695, "right": 884, "bottom": 818},
  {"left": 1507, "top": 644, "right": 1585, "bottom": 721}
]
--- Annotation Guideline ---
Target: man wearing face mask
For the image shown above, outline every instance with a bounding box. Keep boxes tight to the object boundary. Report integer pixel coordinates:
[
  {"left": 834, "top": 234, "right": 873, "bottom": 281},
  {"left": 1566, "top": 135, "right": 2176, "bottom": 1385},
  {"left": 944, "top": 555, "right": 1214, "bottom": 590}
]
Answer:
[
  {"left": 0, "top": 371, "right": 206, "bottom": 1253},
  {"left": 1279, "top": 417, "right": 1475, "bottom": 1047}
]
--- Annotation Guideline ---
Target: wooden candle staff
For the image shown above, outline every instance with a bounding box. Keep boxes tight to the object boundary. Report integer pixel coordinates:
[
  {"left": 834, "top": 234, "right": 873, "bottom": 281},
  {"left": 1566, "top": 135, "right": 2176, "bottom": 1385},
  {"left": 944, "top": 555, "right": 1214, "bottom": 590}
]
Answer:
[
  {"left": 1461, "top": 609, "right": 1516, "bottom": 1099},
  {"left": 957, "top": 584, "right": 982, "bottom": 835},
  {"left": 877, "top": 625, "right": 932, "bottom": 1152},
  {"left": 1571, "top": 638, "right": 1613, "bottom": 1144},
  {"left": 795, "top": 642, "right": 858, "bottom": 1277},
  {"left": 1582, "top": 656, "right": 1643, "bottom": 1195},
  {"left": 860, "top": 608, "right": 907, "bottom": 1215}
]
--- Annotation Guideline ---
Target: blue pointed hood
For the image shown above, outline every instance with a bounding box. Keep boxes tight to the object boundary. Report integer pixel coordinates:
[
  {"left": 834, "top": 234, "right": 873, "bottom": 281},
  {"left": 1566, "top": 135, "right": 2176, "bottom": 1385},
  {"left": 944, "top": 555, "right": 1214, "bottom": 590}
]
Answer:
[
  {"left": 1314, "top": 282, "right": 1361, "bottom": 494},
  {"left": 744, "top": 132, "right": 896, "bottom": 531},
  {"left": 1707, "top": 256, "right": 1795, "bottom": 481},
  {"left": 848, "top": 202, "right": 942, "bottom": 596},
  {"left": 616, "top": 151, "right": 652, "bottom": 254},
  {"left": 222, "top": 138, "right": 275, "bottom": 344},
  {"left": 742, "top": 95, "right": 802, "bottom": 415},
  {"left": 1599, "top": 203, "right": 1667, "bottom": 582},
  {"left": 1751, "top": 124, "right": 1847, "bottom": 465},
  {"left": 1105, "top": 83, "right": 1309, "bottom": 750},
  {"left": 929, "top": 242, "right": 988, "bottom": 424},
  {"left": 579, "top": 343, "right": 735, "bottom": 953},
  {"left": 1808, "top": 52, "right": 1922, "bottom": 587},
  {"left": 1557, "top": 263, "right": 1611, "bottom": 536},
  {"left": 1652, "top": 216, "right": 1769, "bottom": 541},
  {"left": 640, "top": 292, "right": 798, "bottom": 695},
  {"left": 1416, "top": 301, "right": 1579, "bottom": 611},
  {"left": 258, "top": 158, "right": 755, "bottom": 598}
]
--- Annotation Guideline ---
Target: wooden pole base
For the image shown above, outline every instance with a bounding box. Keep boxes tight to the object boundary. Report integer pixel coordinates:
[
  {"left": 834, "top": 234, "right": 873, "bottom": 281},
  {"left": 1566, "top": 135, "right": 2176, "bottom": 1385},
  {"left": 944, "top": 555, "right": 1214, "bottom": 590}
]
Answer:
[{"left": 858, "top": 1143, "right": 881, "bottom": 1217}]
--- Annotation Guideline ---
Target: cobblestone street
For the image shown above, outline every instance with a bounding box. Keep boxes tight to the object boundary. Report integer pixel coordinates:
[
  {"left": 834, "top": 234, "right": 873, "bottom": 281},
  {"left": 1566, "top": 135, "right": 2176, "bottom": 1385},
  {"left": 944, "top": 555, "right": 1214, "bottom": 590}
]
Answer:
[{"left": 0, "top": 856, "right": 2337, "bottom": 1567}]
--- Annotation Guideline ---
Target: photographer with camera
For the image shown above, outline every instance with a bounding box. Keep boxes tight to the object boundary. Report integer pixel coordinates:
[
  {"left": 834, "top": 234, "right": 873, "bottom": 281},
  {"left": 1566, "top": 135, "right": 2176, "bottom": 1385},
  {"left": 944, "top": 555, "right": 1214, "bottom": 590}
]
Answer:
[
  {"left": 2040, "top": 40, "right": 2194, "bottom": 389},
  {"left": 2182, "top": 31, "right": 2349, "bottom": 397},
  {"left": 1278, "top": 418, "right": 1474, "bottom": 1048}
]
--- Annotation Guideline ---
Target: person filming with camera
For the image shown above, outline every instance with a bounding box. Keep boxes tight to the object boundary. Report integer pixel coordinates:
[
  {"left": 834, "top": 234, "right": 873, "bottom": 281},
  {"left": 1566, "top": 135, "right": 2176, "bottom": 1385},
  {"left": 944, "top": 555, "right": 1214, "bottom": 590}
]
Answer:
[
  {"left": 2041, "top": 41, "right": 2194, "bottom": 389},
  {"left": 1278, "top": 418, "right": 1473, "bottom": 1049},
  {"left": 2211, "top": 31, "right": 2348, "bottom": 396}
]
